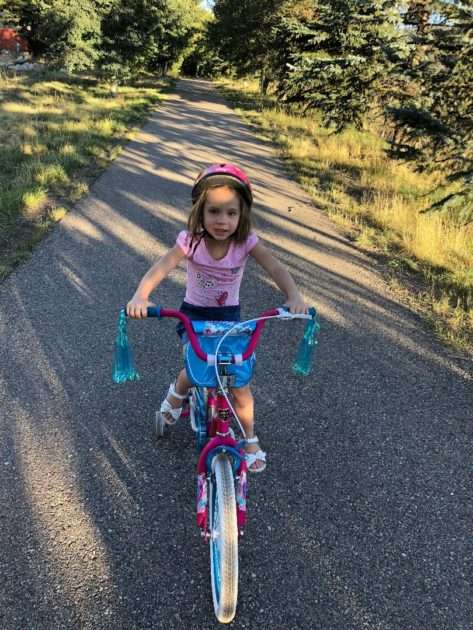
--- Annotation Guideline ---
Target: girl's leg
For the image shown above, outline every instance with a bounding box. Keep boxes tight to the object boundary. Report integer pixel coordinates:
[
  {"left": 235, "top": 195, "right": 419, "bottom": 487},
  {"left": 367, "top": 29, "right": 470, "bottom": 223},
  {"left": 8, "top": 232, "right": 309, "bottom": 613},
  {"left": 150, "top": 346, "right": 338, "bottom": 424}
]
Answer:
[
  {"left": 232, "top": 385, "right": 266, "bottom": 472},
  {"left": 160, "top": 368, "right": 192, "bottom": 424},
  {"left": 167, "top": 368, "right": 191, "bottom": 407}
]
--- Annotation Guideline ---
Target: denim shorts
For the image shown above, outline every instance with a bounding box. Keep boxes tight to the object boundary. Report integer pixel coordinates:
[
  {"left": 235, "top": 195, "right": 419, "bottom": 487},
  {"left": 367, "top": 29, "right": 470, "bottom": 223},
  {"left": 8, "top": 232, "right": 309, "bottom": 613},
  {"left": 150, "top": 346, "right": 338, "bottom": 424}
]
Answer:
[{"left": 176, "top": 301, "right": 241, "bottom": 341}]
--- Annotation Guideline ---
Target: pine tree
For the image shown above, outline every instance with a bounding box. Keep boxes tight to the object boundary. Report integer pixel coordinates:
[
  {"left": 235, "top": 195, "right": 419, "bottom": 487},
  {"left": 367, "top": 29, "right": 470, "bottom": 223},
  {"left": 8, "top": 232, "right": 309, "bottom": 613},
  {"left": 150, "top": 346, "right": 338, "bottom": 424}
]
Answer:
[
  {"left": 100, "top": 0, "right": 200, "bottom": 80},
  {"left": 208, "top": 0, "right": 285, "bottom": 91},
  {"left": 270, "top": 0, "right": 318, "bottom": 87},
  {"left": 274, "top": 0, "right": 407, "bottom": 130},
  {"left": 389, "top": 1, "right": 473, "bottom": 217}
]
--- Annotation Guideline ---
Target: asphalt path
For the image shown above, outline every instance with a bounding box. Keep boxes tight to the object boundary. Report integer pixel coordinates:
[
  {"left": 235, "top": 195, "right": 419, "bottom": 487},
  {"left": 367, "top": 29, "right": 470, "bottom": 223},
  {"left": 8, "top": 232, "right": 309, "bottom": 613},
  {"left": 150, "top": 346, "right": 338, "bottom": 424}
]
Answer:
[{"left": 0, "top": 79, "right": 472, "bottom": 630}]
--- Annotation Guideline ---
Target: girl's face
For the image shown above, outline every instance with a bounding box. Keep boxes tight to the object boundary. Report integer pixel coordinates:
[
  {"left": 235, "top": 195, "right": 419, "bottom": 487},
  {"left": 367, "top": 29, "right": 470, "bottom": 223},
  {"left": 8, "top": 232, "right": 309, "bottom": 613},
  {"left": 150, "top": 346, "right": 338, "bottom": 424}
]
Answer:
[{"left": 202, "top": 186, "right": 241, "bottom": 241}]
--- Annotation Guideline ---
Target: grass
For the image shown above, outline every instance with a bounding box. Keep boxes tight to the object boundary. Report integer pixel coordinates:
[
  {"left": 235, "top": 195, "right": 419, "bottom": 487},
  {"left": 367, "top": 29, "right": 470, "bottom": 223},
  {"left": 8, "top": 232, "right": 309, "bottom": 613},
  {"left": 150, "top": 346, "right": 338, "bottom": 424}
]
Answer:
[
  {"left": 0, "top": 70, "right": 170, "bottom": 278},
  {"left": 217, "top": 77, "right": 473, "bottom": 354}
]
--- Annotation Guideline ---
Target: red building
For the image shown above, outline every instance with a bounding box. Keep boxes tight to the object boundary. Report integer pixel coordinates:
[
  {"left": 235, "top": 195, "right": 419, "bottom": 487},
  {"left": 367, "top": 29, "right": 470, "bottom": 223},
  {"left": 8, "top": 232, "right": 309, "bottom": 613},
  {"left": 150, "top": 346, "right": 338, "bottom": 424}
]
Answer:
[{"left": 0, "top": 28, "right": 29, "bottom": 53}]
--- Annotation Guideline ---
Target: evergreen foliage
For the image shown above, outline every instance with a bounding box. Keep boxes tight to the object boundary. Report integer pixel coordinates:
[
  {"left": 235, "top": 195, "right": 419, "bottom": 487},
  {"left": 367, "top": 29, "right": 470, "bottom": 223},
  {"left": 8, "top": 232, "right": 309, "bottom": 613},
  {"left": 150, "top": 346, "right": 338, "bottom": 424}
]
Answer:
[
  {"left": 208, "top": 0, "right": 471, "bottom": 214},
  {"left": 389, "top": 1, "right": 473, "bottom": 217},
  {"left": 0, "top": 3, "right": 21, "bottom": 28},
  {"left": 208, "top": 0, "right": 285, "bottom": 89},
  {"left": 5, "top": 0, "right": 201, "bottom": 77},
  {"left": 180, "top": 27, "right": 224, "bottom": 77},
  {"left": 3, "top": 0, "right": 472, "bottom": 215},
  {"left": 272, "top": 0, "right": 407, "bottom": 130},
  {"left": 100, "top": 0, "right": 176, "bottom": 79},
  {"left": 6, "top": 0, "right": 104, "bottom": 70}
]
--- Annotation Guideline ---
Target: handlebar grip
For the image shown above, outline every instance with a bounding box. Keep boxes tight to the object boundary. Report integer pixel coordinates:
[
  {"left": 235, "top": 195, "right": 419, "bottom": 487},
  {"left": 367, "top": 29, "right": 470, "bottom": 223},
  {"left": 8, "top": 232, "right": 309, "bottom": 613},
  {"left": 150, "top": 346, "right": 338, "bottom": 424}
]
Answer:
[{"left": 123, "top": 306, "right": 161, "bottom": 318}]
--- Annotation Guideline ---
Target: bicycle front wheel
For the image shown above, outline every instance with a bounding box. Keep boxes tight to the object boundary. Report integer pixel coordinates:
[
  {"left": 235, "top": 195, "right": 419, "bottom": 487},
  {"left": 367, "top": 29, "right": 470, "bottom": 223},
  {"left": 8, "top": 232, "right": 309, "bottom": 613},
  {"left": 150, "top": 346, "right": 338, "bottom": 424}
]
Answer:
[{"left": 209, "top": 454, "right": 238, "bottom": 623}]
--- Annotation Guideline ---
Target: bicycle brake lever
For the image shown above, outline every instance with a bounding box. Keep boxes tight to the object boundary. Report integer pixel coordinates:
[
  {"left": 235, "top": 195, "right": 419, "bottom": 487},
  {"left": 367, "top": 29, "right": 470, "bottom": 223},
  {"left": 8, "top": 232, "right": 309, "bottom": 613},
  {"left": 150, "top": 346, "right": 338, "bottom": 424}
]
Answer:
[{"left": 276, "top": 307, "right": 313, "bottom": 320}]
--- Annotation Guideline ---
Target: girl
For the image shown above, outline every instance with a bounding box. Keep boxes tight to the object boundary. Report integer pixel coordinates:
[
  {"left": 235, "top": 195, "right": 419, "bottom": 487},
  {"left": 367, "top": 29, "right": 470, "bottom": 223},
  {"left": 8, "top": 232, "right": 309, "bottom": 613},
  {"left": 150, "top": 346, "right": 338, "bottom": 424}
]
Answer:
[{"left": 126, "top": 163, "right": 307, "bottom": 472}]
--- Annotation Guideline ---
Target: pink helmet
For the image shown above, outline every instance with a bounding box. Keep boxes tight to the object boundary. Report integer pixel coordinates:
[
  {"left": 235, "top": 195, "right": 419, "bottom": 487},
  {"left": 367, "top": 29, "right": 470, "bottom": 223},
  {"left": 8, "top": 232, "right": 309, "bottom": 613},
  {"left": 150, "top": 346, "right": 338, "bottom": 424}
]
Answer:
[{"left": 191, "top": 163, "right": 253, "bottom": 206}]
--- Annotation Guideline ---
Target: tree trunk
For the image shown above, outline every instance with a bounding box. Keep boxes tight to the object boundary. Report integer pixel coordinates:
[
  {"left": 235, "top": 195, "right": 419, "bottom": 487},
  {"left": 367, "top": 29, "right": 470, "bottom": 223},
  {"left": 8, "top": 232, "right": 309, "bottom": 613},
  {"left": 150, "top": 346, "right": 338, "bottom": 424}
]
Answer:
[{"left": 260, "top": 69, "right": 269, "bottom": 95}]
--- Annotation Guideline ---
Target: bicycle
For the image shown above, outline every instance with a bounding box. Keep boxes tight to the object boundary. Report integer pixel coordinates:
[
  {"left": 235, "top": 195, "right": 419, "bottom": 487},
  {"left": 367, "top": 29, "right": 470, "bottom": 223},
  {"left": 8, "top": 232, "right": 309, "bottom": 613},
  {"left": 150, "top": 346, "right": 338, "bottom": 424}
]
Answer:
[{"left": 113, "top": 305, "right": 320, "bottom": 624}]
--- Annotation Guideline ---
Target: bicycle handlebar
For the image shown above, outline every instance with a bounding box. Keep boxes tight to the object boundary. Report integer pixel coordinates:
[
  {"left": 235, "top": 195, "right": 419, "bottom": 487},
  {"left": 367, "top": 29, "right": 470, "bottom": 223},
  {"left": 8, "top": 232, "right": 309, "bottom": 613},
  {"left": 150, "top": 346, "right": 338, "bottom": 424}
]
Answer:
[
  {"left": 113, "top": 306, "right": 319, "bottom": 383},
  {"left": 145, "top": 306, "right": 315, "bottom": 363}
]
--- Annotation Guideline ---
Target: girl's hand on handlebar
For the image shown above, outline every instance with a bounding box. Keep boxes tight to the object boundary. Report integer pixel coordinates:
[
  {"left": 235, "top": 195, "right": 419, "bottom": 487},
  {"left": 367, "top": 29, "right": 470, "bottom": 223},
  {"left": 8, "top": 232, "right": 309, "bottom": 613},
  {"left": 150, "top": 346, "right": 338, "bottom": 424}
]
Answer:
[
  {"left": 284, "top": 295, "right": 309, "bottom": 315},
  {"left": 126, "top": 295, "right": 155, "bottom": 319}
]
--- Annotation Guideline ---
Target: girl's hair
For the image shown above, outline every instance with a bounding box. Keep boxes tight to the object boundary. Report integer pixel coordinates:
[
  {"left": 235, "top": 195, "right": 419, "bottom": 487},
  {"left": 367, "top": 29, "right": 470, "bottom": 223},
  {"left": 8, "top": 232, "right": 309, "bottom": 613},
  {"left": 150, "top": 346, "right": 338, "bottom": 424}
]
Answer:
[{"left": 187, "top": 184, "right": 252, "bottom": 251}]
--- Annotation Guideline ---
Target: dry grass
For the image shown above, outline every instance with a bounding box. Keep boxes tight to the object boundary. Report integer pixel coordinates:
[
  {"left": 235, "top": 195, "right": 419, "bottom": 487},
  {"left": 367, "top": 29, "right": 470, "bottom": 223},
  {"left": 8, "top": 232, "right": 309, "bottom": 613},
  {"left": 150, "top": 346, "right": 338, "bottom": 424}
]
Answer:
[
  {"left": 0, "top": 71, "right": 168, "bottom": 278},
  {"left": 217, "top": 77, "right": 472, "bottom": 353}
]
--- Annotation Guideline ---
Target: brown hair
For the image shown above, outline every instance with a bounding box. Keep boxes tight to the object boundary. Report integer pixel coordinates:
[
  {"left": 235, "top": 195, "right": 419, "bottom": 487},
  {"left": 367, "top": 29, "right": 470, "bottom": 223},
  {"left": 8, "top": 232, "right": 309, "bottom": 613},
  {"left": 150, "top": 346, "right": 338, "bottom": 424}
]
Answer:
[{"left": 187, "top": 184, "right": 252, "bottom": 253}]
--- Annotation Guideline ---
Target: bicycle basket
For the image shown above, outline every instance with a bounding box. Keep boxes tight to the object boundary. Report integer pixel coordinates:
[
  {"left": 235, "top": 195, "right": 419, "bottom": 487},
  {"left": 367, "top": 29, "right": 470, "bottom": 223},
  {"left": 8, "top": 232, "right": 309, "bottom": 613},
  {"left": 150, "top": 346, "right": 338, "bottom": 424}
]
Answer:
[{"left": 184, "top": 321, "right": 256, "bottom": 387}]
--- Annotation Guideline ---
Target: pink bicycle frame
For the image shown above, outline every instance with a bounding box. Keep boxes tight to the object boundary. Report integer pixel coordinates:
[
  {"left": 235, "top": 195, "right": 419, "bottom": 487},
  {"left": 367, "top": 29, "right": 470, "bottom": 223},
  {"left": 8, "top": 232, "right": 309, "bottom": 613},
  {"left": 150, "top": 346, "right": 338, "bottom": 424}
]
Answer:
[{"left": 148, "top": 306, "right": 278, "bottom": 533}]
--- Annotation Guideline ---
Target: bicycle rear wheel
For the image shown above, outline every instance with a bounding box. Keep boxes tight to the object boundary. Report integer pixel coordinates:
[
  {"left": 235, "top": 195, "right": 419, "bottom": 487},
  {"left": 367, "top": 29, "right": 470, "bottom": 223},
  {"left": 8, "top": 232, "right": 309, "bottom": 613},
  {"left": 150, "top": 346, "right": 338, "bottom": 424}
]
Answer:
[{"left": 209, "top": 454, "right": 238, "bottom": 623}]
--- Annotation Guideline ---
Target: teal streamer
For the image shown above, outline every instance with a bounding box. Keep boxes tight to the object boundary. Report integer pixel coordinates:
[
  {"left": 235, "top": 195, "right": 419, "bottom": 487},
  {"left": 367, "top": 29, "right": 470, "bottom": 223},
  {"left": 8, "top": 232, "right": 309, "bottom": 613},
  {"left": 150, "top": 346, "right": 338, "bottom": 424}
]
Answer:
[
  {"left": 112, "top": 309, "right": 140, "bottom": 383},
  {"left": 292, "top": 312, "right": 320, "bottom": 376}
]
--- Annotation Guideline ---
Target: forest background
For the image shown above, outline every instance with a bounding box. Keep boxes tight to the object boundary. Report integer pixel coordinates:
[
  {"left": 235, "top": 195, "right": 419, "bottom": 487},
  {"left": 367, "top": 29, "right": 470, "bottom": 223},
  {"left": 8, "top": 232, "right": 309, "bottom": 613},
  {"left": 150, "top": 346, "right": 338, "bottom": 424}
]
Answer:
[{"left": 0, "top": 0, "right": 471, "bottom": 352}]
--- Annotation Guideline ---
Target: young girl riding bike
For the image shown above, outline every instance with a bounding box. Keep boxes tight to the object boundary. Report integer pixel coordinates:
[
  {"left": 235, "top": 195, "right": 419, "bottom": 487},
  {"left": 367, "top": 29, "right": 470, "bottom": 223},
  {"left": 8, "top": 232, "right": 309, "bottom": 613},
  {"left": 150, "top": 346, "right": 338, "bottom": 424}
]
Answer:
[{"left": 126, "top": 163, "right": 307, "bottom": 472}]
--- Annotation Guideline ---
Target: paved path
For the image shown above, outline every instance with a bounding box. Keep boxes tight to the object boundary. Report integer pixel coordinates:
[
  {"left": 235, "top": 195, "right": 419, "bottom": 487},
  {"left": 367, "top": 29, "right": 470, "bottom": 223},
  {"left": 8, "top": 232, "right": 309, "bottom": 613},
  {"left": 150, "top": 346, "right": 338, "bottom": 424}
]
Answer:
[{"left": 0, "top": 79, "right": 471, "bottom": 630}]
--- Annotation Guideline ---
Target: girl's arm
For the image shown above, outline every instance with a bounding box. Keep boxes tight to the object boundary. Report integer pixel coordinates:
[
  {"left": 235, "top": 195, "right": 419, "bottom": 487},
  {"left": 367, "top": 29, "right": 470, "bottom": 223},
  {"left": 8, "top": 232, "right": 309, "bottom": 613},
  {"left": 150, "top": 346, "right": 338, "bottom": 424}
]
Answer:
[
  {"left": 127, "top": 245, "right": 186, "bottom": 318},
  {"left": 250, "top": 241, "right": 308, "bottom": 314}
]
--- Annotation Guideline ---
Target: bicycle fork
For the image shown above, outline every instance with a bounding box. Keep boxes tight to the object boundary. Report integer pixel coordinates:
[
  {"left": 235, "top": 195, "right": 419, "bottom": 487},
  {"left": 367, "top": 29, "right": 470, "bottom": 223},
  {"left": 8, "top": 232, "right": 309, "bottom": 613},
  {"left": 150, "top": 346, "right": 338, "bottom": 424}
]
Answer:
[{"left": 196, "top": 385, "right": 248, "bottom": 538}]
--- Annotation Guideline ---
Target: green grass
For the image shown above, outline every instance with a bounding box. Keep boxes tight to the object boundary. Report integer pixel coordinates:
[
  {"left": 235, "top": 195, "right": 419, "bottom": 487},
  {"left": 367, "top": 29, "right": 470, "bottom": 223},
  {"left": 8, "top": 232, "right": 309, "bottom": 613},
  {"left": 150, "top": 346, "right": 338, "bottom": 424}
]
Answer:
[
  {"left": 0, "top": 70, "right": 170, "bottom": 277},
  {"left": 217, "top": 77, "right": 473, "bottom": 354}
]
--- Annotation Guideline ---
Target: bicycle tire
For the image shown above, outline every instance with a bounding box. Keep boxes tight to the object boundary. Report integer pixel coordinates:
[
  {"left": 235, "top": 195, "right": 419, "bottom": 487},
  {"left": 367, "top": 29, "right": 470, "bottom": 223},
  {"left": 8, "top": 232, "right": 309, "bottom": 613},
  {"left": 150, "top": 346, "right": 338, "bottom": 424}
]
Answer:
[{"left": 209, "top": 454, "right": 238, "bottom": 623}]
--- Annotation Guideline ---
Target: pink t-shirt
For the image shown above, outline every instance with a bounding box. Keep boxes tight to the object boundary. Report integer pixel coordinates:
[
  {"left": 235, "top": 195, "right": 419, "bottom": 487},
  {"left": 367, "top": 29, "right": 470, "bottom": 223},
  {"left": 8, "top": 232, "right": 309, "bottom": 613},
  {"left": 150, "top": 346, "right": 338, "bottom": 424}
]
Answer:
[{"left": 176, "top": 230, "right": 259, "bottom": 307}]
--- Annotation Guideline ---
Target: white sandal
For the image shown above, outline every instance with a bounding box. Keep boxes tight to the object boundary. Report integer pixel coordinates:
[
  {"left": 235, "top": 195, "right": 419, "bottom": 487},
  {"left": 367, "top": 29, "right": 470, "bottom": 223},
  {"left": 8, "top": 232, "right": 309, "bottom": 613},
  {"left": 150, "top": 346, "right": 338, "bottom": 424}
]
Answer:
[
  {"left": 244, "top": 436, "right": 267, "bottom": 474},
  {"left": 155, "top": 382, "right": 188, "bottom": 437}
]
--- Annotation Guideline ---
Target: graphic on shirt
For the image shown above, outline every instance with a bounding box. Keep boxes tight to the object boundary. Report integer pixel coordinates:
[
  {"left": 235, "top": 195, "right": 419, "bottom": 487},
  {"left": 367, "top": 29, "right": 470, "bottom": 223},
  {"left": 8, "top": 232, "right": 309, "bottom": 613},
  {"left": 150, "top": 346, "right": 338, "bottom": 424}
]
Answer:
[
  {"left": 216, "top": 291, "right": 228, "bottom": 306},
  {"left": 196, "top": 271, "right": 215, "bottom": 289}
]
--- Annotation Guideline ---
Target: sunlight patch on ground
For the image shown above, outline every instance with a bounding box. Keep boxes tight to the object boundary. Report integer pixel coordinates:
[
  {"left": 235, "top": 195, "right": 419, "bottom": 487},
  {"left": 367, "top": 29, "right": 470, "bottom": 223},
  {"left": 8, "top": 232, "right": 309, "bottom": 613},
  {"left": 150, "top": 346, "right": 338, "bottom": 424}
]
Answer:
[{"left": 64, "top": 213, "right": 104, "bottom": 242}]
